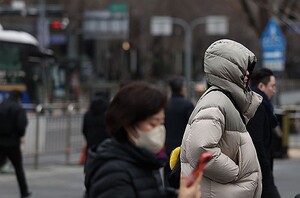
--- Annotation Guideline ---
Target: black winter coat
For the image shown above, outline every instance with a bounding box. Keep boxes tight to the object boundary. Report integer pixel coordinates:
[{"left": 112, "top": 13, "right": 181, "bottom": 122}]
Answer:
[
  {"left": 165, "top": 93, "right": 194, "bottom": 155},
  {"left": 247, "top": 88, "right": 281, "bottom": 198},
  {"left": 82, "top": 98, "right": 109, "bottom": 149},
  {"left": 0, "top": 100, "right": 28, "bottom": 147},
  {"left": 84, "top": 138, "right": 176, "bottom": 198}
]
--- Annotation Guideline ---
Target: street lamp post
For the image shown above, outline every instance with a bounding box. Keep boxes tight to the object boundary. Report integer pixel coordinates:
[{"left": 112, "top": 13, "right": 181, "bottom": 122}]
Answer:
[
  {"left": 172, "top": 17, "right": 207, "bottom": 98},
  {"left": 38, "top": 0, "right": 46, "bottom": 51},
  {"left": 37, "top": 0, "right": 50, "bottom": 103},
  {"left": 151, "top": 16, "right": 228, "bottom": 98}
]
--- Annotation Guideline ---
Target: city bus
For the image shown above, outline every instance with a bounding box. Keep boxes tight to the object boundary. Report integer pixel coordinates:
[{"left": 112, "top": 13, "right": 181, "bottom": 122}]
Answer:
[{"left": 0, "top": 26, "right": 52, "bottom": 104}]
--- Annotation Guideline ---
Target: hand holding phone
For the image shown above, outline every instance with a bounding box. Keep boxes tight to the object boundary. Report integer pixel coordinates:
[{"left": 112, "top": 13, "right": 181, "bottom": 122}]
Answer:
[{"left": 186, "top": 152, "right": 213, "bottom": 187}]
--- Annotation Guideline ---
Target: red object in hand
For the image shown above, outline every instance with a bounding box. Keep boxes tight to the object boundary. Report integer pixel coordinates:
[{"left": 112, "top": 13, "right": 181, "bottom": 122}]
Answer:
[{"left": 186, "top": 152, "right": 213, "bottom": 187}]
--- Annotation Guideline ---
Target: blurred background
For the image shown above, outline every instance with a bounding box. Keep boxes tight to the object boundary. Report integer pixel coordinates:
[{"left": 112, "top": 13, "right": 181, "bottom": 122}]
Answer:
[
  {"left": 0, "top": 0, "right": 299, "bottom": 104},
  {"left": 0, "top": 0, "right": 300, "bottom": 171},
  {"left": 1, "top": 1, "right": 300, "bottom": 197}
]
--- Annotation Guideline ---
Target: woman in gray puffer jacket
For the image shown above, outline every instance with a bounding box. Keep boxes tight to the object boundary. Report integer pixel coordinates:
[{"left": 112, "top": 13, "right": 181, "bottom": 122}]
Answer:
[{"left": 180, "top": 39, "right": 263, "bottom": 198}]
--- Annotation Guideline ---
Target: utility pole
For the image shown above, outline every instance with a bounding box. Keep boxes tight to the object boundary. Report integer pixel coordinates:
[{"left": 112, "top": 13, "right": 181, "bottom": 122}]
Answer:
[
  {"left": 151, "top": 16, "right": 228, "bottom": 98},
  {"left": 37, "top": 0, "right": 47, "bottom": 51},
  {"left": 172, "top": 17, "right": 208, "bottom": 98},
  {"left": 37, "top": 0, "right": 50, "bottom": 103}
]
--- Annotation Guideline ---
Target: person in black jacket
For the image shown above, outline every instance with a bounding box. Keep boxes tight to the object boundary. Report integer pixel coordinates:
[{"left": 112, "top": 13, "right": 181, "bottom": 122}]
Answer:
[
  {"left": 84, "top": 82, "right": 202, "bottom": 198},
  {"left": 247, "top": 68, "right": 281, "bottom": 198},
  {"left": 165, "top": 77, "right": 194, "bottom": 157},
  {"left": 0, "top": 90, "right": 32, "bottom": 198},
  {"left": 164, "top": 77, "right": 194, "bottom": 187},
  {"left": 82, "top": 94, "right": 109, "bottom": 150},
  {"left": 80, "top": 94, "right": 110, "bottom": 165}
]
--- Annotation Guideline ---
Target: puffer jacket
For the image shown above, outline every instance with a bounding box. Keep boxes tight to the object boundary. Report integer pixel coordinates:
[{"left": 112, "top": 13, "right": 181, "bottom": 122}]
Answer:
[
  {"left": 180, "top": 39, "right": 263, "bottom": 198},
  {"left": 84, "top": 138, "right": 175, "bottom": 198}
]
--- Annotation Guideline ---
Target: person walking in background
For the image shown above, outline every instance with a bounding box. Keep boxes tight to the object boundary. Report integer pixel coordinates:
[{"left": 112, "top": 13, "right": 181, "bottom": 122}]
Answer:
[
  {"left": 0, "top": 90, "right": 32, "bottom": 198},
  {"left": 84, "top": 82, "right": 202, "bottom": 198},
  {"left": 180, "top": 39, "right": 263, "bottom": 198},
  {"left": 247, "top": 68, "right": 281, "bottom": 198},
  {"left": 80, "top": 92, "right": 110, "bottom": 165},
  {"left": 82, "top": 93, "right": 110, "bottom": 148},
  {"left": 165, "top": 76, "right": 194, "bottom": 157},
  {"left": 164, "top": 76, "right": 194, "bottom": 187}
]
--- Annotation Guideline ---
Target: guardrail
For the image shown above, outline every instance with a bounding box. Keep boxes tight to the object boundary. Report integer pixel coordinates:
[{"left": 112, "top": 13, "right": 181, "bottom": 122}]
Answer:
[
  {"left": 21, "top": 103, "right": 88, "bottom": 169},
  {"left": 19, "top": 103, "right": 300, "bottom": 168}
]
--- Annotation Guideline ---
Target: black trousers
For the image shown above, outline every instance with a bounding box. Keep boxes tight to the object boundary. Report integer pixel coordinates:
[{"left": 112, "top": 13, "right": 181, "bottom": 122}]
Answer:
[
  {"left": 0, "top": 152, "right": 7, "bottom": 167},
  {"left": 0, "top": 145, "right": 29, "bottom": 197}
]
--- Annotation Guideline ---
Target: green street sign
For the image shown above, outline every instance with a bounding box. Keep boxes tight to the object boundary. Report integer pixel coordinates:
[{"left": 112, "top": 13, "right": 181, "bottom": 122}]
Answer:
[{"left": 108, "top": 3, "right": 128, "bottom": 13}]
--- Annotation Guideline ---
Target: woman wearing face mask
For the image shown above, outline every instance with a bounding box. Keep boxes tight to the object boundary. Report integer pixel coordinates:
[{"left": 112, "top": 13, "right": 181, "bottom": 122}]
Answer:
[{"left": 84, "top": 82, "right": 202, "bottom": 198}]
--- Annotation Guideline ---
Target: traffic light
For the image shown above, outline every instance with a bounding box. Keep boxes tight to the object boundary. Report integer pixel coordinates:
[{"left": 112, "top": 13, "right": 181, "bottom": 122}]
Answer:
[
  {"left": 49, "top": 17, "right": 69, "bottom": 30},
  {"left": 50, "top": 20, "right": 62, "bottom": 29},
  {"left": 48, "top": 17, "right": 69, "bottom": 45}
]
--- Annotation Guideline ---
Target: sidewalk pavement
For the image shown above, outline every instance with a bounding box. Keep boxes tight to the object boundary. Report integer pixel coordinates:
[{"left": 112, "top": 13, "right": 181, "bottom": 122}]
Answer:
[
  {"left": 275, "top": 149, "right": 300, "bottom": 198},
  {"left": 0, "top": 150, "right": 300, "bottom": 198},
  {"left": 0, "top": 153, "right": 85, "bottom": 198}
]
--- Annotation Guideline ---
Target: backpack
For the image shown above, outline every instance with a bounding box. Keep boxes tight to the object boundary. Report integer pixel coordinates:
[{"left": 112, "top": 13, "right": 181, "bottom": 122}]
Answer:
[{"left": 168, "top": 88, "right": 245, "bottom": 188}]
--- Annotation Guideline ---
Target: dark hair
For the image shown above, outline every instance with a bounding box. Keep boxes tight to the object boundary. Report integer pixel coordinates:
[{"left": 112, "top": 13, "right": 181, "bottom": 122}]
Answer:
[
  {"left": 169, "top": 77, "right": 184, "bottom": 94},
  {"left": 247, "top": 56, "right": 257, "bottom": 76},
  {"left": 250, "top": 68, "right": 274, "bottom": 87},
  {"left": 9, "top": 90, "right": 23, "bottom": 101},
  {"left": 106, "top": 82, "right": 167, "bottom": 142}
]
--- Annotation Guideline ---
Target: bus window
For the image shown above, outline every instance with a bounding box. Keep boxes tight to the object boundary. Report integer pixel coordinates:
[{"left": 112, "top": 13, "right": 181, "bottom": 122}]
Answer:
[
  {"left": 0, "top": 42, "right": 24, "bottom": 84},
  {"left": 0, "top": 29, "right": 53, "bottom": 104}
]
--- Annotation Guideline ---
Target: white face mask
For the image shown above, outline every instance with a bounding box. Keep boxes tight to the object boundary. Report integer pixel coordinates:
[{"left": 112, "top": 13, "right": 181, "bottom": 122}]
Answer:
[{"left": 132, "top": 125, "right": 166, "bottom": 153}]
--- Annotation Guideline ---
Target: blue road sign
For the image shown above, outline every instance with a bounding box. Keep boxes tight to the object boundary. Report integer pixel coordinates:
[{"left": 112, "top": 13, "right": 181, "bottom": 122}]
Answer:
[{"left": 261, "top": 18, "right": 286, "bottom": 71}]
